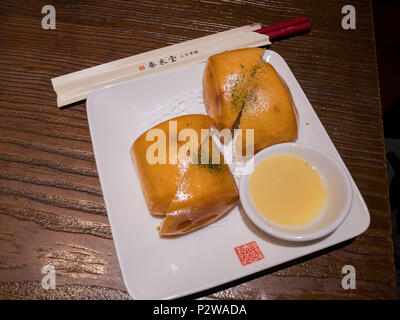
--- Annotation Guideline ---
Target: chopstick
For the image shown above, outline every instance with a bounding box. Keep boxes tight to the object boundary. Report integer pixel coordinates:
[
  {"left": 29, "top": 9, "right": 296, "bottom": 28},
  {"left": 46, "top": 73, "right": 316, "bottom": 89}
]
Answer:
[
  {"left": 52, "top": 18, "right": 311, "bottom": 108},
  {"left": 52, "top": 24, "right": 269, "bottom": 108},
  {"left": 254, "top": 17, "right": 311, "bottom": 41}
]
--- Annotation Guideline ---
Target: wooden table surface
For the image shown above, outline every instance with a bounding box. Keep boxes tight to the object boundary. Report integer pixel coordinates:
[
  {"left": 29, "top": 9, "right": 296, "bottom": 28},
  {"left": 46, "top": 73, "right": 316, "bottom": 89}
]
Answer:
[{"left": 0, "top": 0, "right": 397, "bottom": 300}]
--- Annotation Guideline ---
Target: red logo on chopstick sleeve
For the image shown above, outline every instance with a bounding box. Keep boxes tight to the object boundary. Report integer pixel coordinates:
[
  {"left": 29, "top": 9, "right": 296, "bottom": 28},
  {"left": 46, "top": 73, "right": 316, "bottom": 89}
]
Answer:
[{"left": 234, "top": 241, "right": 264, "bottom": 266}]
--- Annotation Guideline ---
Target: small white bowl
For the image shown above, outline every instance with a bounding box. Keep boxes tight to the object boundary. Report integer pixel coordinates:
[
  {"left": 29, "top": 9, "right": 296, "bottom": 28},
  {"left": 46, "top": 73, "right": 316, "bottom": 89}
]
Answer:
[{"left": 239, "top": 143, "right": 353, "bottom": 242}]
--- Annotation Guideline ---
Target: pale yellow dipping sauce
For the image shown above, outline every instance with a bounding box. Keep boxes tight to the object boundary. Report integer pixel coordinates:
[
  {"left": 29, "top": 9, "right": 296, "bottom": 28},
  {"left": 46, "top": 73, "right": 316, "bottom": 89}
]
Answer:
[{"left": 249, "top": 154, "right": 327, "bottom": 227}]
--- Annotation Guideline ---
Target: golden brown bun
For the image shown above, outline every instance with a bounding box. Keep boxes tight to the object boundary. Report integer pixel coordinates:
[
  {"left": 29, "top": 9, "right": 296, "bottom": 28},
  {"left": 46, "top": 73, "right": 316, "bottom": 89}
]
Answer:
[
  {"left": 203, "top": 48, "right": 297, "bottom": 155},
  {"left": 202, "top": 48, "right": 265, "bottom": 130},
  {"left": 131, "top": 114, "right": 238, "bottom": 236},
  {"left": 237, "top": 62, "right": 298, "bottom": 154}
]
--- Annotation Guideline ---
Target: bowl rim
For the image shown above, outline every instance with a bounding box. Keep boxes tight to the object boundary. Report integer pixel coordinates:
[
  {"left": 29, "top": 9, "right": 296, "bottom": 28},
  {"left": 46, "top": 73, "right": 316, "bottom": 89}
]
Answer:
[{"left": 239, "top": 142, "right": 353, "bottom": 242}]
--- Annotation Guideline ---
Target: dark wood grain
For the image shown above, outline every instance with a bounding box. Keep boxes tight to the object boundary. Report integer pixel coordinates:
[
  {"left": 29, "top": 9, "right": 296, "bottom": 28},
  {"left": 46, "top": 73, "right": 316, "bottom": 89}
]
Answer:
[{"left": 0, "top": 0, "right": 396, "bottom": 299}]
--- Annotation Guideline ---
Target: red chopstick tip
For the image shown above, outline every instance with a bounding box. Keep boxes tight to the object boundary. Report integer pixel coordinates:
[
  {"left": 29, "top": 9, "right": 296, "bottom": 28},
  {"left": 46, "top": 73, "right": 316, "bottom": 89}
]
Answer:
[
  {"left": 268, "top": 21, "right": 311, "bottom": 41},
  {"left": 255, "top": 17, "right": 311, "bottom": 41}
]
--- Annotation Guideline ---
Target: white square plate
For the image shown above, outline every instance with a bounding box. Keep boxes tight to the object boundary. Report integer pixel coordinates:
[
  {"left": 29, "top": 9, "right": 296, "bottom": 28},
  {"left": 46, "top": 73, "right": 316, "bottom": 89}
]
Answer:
[{"left": 87, "top": 50, "right": 370, "bottom": 300}]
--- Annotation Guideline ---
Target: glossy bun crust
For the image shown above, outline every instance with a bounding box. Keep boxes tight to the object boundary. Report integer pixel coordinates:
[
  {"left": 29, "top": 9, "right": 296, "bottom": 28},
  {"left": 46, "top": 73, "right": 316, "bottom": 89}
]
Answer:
[
  {"left": 203, "top": 48, "right": 297, "bottom": 154},
  {"left": 131, "top": 114, "right": 238, "bottom": 236},
  {"left": 237, "top": 62, "right": 298, "bottom": 154},
  {"left": 203, "top": 48, "right": 264, "bottom": 131}
]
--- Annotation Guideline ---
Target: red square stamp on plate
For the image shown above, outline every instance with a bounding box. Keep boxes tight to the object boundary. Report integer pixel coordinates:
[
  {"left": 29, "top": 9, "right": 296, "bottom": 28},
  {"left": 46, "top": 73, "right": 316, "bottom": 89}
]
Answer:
[{"left": 234, "top": 241, "right": 265, "bottom": 266}]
